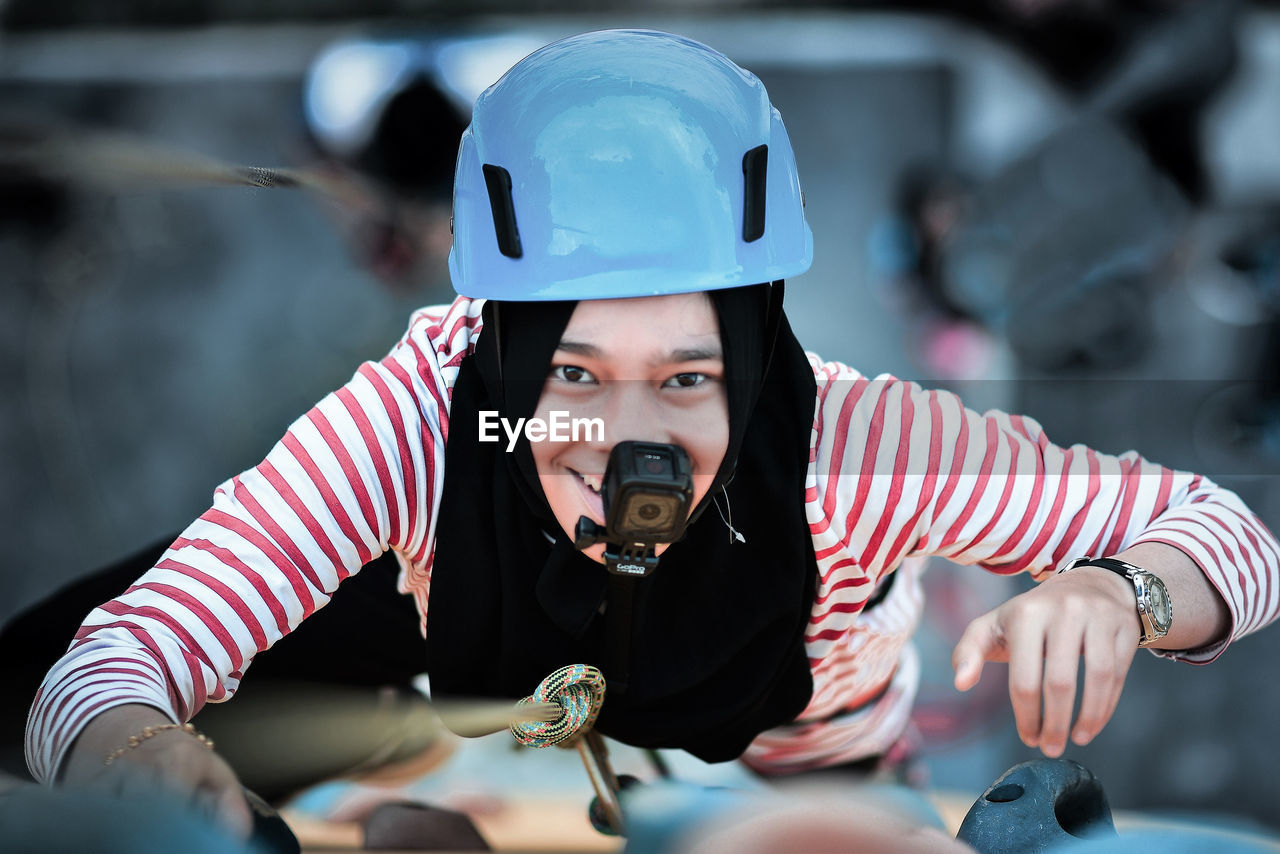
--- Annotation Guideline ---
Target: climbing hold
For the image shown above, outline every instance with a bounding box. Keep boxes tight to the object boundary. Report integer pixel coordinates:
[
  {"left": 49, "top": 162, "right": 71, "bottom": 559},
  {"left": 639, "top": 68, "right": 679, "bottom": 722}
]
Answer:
[{"left": 957, "top": 758, "right": 1116, "bottom": 853}]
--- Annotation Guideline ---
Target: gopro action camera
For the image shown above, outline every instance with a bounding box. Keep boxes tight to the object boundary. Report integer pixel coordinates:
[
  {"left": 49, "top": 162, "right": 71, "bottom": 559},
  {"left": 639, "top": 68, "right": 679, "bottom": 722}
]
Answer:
[{"left": 574, "top": 441, "right": 694, "bottom": 576}]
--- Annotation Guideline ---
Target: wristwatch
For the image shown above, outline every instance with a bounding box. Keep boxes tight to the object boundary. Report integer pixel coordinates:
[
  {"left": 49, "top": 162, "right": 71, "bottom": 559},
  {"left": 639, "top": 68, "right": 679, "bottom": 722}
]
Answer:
[{"left": 1062, "top": 556, "right": 1173, "bottom": 647}]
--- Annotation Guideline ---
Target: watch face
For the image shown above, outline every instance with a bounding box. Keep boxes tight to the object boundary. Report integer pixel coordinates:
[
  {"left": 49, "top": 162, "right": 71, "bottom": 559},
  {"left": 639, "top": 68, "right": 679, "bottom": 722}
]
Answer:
[{"left": 1147, "top": 577, "right": 1172, "bottom": 630}]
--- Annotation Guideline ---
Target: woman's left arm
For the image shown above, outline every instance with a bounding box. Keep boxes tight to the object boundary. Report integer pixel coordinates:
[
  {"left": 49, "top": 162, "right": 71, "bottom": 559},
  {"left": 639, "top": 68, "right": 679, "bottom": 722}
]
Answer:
[
  {"left": 803, "top": 365, "right": 1278, "bottom": 767},
  {"left": 808, "top": 369, "right": 1278, "bottom": 759},
  {"left": 872, "top": 381, "right": 1278, "bottom": 759}
]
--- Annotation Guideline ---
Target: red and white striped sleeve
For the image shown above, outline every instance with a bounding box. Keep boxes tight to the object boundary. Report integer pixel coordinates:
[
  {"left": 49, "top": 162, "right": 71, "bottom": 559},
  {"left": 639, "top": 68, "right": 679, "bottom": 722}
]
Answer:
[
  {"left": 806, "top": 361, "right": 1280, "bottom": 665},
  {"left": 24, "top": 296, "right": 485, "bottom": 784}
]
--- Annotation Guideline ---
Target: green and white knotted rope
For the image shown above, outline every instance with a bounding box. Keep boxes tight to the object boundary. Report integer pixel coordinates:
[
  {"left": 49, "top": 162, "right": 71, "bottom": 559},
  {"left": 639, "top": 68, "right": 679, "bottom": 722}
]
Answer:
[{"left": 510, "top": 664, "right": 607, "bottom": 748}]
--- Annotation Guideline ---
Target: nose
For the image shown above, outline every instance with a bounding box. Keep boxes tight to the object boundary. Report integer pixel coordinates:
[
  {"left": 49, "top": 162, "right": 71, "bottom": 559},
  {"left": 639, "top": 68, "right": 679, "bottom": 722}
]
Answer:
[{"left": 600, "top": 382, "right": 672, "bottom": 447}]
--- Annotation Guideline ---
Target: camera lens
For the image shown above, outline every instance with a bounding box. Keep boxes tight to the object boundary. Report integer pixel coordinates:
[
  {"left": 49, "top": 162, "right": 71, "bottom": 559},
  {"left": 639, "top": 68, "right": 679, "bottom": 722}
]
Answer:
[{"left": 621, "top": 493, "right": 679, "bottom": 536}]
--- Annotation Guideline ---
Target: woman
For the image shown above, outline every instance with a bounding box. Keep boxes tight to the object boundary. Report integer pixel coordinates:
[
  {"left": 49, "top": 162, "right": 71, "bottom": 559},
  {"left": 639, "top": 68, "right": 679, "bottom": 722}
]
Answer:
[{"left": 27, "top": 29, "right": 1278, "bottom": 838}]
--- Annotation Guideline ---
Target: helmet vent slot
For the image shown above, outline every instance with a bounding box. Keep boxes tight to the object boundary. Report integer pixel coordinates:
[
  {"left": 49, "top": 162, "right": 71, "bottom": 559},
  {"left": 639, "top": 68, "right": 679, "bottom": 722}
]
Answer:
[
  {"left": 482, "top": 163, "right": 523, "bottom": 258},
  {"left": 741, "top": 144, "right": 768, "bottom": 242}
]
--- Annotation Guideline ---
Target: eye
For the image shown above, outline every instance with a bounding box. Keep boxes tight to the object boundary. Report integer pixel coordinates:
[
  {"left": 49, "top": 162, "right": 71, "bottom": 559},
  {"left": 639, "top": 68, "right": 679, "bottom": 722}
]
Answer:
[
  {"left": 551, "top": 364, "right": 596, "bottom": 384},
  {"left": 663, "top": 372, "right": 707, "bottom": 388}
]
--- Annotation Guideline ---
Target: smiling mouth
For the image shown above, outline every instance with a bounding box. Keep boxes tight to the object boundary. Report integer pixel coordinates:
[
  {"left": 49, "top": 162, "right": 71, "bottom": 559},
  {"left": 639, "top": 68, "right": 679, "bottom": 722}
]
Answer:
[
  {"left": 568, "top": 468, "right": 606, "bottom": 524},
  {"left": 570, "top": 469, "right": 603, "bottom": 494}
]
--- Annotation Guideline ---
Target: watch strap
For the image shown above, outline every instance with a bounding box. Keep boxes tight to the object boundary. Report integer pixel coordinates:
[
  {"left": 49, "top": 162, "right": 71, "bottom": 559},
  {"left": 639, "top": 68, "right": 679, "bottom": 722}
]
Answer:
[{"left": 1064, "top": 556, "right": 1143, "bottom": 578}]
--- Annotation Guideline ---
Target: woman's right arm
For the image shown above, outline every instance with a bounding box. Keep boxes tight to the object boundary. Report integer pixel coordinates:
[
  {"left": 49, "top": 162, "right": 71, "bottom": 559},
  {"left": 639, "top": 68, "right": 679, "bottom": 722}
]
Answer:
[{"left": 26, "top": 298, "right": 484, "bottom": 829}]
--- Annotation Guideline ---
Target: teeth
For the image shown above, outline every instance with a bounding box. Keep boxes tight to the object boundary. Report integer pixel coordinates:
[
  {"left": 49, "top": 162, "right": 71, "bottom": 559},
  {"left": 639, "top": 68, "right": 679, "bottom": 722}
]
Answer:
[{"left": 578, "top": 472, "right": 603, "bottom": 493}]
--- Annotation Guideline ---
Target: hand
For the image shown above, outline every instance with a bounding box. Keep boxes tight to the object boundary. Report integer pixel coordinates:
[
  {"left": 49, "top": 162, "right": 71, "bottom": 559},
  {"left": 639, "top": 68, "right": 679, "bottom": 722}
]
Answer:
[
  {"left": 59, "top": 704, "right": 253, "bottom": 839},
  {"left": 951, "top": 566, "right": 1140, "bottom": 757}
]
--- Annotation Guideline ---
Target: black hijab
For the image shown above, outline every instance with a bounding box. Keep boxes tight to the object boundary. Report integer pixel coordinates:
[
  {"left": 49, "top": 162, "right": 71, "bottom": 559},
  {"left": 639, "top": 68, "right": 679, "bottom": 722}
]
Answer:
[{"left": 426, "top": 284, "right": 818, "bottom": 761}]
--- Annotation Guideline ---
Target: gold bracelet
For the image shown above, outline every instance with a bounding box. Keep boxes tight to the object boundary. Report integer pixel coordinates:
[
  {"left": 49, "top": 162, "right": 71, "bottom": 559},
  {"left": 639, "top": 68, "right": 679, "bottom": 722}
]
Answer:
[{"left": 103, "top": 722, "right": 215, "bottom": 766}]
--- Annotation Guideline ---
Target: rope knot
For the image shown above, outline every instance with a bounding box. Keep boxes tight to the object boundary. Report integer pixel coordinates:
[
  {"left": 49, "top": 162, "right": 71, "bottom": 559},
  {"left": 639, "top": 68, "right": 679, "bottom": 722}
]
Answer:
[{"left": 510, "top": 664, "right": 606, "bottom": 748}]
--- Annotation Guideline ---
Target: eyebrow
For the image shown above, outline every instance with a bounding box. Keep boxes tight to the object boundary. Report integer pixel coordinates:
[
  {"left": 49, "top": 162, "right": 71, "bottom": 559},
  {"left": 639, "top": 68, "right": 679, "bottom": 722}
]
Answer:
[{"left": 555, "top": 340, "right": 723, "bottom": 365}]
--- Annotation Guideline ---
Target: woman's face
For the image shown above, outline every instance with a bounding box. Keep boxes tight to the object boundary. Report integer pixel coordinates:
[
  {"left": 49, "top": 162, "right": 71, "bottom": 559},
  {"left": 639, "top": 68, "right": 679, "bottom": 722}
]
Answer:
[{"left": 531, "top": 292, "right": 730, "bottom": 563}]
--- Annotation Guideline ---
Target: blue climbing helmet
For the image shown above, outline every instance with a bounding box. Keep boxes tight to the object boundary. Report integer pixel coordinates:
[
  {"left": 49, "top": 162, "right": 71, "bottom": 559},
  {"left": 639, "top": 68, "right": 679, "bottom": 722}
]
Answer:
[{"left": 448, "top": 29, "right": 813, "bottom": 300}]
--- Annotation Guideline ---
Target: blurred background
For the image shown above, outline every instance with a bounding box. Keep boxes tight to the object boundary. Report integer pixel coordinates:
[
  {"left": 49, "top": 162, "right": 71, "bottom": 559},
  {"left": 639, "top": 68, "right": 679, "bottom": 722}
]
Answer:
[{"left": 2, "top": 0, "right": 1280, "bottom": 840}]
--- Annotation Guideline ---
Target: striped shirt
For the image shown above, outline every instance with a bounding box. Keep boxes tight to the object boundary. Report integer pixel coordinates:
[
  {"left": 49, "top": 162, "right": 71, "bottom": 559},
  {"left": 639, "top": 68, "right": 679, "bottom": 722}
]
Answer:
[{"left": 26, "top": 296, "right": 1280, "bottom": 780}]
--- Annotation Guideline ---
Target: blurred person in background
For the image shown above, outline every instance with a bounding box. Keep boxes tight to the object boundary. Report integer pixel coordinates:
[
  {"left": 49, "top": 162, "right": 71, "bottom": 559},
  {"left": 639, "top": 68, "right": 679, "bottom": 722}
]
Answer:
[
  {"left": 878, "top": 0, "right": 1243, "bottom": 377},
  {"left": 298, "top": 35, "right": 468, "bottom": 297},
  {"left": 911, "top": 0, "right": 1240, "bottom": 205}
]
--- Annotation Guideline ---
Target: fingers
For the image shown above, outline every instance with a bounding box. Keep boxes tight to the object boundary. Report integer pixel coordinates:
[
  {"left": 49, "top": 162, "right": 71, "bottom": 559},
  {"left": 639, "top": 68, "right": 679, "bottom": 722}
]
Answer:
[
  {"left": 954, "top": 601, "right": 1055, "bottom": 750},
  {"left": 1035, "top": 620, "right": 1085, "bottom": 757},
  {"left": 165, "top": 746, "right": 254, "bottom": 839},
  {"left": 951, "top": 611, "right": 1006, "bottom": 692},
  {"left": 213, "top": 782, "right": 255, "bottom": 839},
  {"left": 970, "top": 572, "right": 1142, "bottom": 758},
  {"left": 1071, "top": 626, "right": 1136, "bottom": 748},
  {"left": 1004, "top": 610, "right": 1048, "bottom": 750}
]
